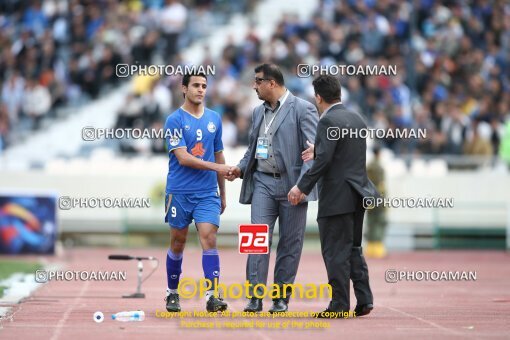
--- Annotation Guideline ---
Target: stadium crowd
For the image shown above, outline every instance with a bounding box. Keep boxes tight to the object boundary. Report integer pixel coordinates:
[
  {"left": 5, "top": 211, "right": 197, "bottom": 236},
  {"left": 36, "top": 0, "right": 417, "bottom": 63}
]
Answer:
[
  {"left": 0, "top": 0, "right": 251, "bottom": 151},
  {"left": 197, "top": 0, "right": 509, "bottom": 160},
  {"left": 1, "top": 0, "right": 509, "bottom": 162}
]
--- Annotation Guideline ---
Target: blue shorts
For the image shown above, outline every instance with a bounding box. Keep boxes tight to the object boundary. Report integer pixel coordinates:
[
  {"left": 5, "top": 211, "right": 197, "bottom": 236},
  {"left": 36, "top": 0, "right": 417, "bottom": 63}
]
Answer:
[{"left": 165, "top": 192, "right": 221, "bottom": 229}]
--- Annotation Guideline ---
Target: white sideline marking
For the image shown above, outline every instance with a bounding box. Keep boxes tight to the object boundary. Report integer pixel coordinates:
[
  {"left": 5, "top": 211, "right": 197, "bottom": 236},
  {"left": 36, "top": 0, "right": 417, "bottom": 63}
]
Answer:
[
  {"left": 385, "top": 305, "right": 467, "bottom": 337},
  {"left": 49, "top": 281, "right": 90, "bottom": 340}
]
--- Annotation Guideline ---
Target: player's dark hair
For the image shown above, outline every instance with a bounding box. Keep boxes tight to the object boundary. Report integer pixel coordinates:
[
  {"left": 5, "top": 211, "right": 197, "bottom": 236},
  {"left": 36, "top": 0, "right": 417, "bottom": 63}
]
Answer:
[
  {"left": 182, "top": 72, "right": 207, "bottom": 87},
  {"left": 182, "top": 72, "right": 207, "bottom": 98},
  {"left": 254, "top": 63, "right": 285, "bottom": 86},
  {"left": 312, "top": 75, "right": 341, "bottom": 103}
]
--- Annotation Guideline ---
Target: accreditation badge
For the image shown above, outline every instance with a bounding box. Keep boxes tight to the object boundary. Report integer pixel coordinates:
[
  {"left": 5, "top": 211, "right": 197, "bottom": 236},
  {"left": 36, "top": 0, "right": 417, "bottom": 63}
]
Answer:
[{"left": 255, "top": 137, "right": 269, "bottom": 159}]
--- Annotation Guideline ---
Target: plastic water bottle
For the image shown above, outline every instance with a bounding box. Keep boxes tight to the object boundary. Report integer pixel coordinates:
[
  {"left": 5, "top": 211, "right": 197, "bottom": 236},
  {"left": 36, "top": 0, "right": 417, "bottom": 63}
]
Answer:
[{"left": 111, "top": 311, "right": 145, "bottom": 322}]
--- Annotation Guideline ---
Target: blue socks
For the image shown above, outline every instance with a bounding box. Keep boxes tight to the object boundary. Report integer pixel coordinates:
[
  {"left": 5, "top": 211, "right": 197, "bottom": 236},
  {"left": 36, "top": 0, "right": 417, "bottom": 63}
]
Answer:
[
  {"left": 202, "top": 248, "right": 220, "bottom": 290},
  {"left": 166, "top": 248, "right": 220, "bottom": 297},
  {"left": 166, "top": 249, "right": 183, "bottom": 291}
]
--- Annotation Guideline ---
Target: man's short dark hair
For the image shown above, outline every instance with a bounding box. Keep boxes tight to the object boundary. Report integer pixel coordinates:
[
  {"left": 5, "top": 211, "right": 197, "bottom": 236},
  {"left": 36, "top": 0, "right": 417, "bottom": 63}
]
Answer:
[
  {"left": 254, "top": 63, "right": 285, "bottom": 86},
  {"left": 312, "top": 75, "right": 341, "bottom": 103},
  {"left": 182, "top": 72, "right": 207, "bottom": 87}
]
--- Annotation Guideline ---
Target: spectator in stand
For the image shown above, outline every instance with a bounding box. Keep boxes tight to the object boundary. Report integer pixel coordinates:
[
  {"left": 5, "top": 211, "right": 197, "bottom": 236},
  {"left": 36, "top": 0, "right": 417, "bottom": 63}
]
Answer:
[
  {"left": 442, "top": 104, "right": 469, "bottom": 155},
  {"left": 159, "top": 0, "right": 187, "bottom": 60},
  {"left": 1, "top": 0, "right": 508, "bottom": 163},
  {"left": 463, "top": 120, "right": 493, "bottom": 157},
  {"left": 1, "top": 73, "right": 25, "bottom": 127},
  {"left": 0, "top": 104, "right": 10, "bottom": 152},
  {"left": 22, "top": 78, "right": 51, "bottom": 130},
  {"left": 22, "top": 1, "right": 48, "bottom": 38}
]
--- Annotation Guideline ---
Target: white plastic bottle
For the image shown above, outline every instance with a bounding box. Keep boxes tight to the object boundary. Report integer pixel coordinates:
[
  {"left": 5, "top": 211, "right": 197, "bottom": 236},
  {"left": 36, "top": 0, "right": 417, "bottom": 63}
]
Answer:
[{"left": 111, "top": 311, "right": 145, "bottom": 322}]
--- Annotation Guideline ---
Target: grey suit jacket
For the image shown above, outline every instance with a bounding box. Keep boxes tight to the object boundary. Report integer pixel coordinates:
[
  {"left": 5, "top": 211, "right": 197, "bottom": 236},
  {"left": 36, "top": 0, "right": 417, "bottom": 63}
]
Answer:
[{"left": 237, "top": 92, "right": 319, "bottom": 204}]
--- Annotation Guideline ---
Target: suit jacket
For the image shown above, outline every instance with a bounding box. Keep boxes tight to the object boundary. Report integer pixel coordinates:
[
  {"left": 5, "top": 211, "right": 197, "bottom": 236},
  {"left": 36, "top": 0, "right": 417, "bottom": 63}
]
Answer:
[
  {"left": 297, "top": 104, "right": 380, "bottom": 218},
  {"left": 237, "top": 92, "right": 319, "bottom": 204}
]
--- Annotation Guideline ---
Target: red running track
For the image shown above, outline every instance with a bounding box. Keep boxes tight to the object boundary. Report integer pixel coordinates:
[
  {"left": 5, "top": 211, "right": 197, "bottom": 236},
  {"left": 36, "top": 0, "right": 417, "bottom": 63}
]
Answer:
[{"left": 1, "top": 248, "right": 509, "bottom": 340}]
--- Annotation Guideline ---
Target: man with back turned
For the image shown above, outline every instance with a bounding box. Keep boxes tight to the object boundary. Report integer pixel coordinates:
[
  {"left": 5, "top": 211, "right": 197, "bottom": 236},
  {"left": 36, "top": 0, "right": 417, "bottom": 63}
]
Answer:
[{"left": 288, "top": 75, "right": 378, "bottom": 317}]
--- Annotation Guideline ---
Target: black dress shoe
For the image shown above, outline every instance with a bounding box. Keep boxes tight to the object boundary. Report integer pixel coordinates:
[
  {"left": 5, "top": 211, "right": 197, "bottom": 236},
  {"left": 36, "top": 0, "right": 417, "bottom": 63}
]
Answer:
[
  {"left": 354, "top": 303, "right": 373, "bottom": 316},
  {"left": 268, "top": 298, "right": 288, "bottom": 313},
  {"left": 244, "top": 297, "right": 263, "bottom": 312}
]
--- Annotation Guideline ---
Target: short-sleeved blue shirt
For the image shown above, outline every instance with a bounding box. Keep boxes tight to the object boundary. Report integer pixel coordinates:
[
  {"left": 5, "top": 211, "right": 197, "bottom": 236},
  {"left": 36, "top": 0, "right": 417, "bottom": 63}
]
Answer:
[{"left": 164, "top": 107, "right": 223, "bottom": 194}]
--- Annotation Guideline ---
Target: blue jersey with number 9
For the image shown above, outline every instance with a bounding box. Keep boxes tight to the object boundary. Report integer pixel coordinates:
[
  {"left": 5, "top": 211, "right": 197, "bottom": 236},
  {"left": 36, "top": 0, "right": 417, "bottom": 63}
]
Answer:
[{"left": 164, "top": 107, "right": 223, "bottom": 194}]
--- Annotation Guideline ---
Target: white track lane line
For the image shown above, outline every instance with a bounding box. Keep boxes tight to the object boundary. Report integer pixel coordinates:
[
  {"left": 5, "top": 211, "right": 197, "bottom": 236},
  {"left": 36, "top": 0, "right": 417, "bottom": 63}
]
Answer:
[
  {"left": 384, "top": 305, "right": 470, "bottom": 338},
  {"left": 49, "top": 280, "right": 90, "bottom": 340}
]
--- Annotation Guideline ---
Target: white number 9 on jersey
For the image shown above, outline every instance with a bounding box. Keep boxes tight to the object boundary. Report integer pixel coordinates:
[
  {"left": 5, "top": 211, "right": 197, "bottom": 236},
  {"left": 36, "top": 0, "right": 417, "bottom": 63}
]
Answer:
[{"left": 196, "top": 129, "right": 202, "bottom": 141}]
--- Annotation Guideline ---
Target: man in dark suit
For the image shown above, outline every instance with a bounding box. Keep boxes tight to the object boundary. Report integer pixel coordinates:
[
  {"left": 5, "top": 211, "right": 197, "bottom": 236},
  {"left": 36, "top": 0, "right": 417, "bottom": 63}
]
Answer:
[{"left": 288, "top": 75, "right": 378, "bottom": 317}]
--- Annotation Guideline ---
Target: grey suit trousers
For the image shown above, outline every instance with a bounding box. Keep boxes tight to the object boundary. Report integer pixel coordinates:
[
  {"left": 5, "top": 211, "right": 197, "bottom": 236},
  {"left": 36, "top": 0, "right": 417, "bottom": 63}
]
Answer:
[{"left": 246, "top": 171, "right": 308, "bottom": 298}]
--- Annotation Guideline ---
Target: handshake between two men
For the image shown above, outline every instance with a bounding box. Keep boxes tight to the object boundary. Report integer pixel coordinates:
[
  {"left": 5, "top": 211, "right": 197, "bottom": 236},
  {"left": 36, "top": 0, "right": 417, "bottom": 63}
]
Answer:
[{"left": 219, "top": 140, "right": 315, "bottom": 206}]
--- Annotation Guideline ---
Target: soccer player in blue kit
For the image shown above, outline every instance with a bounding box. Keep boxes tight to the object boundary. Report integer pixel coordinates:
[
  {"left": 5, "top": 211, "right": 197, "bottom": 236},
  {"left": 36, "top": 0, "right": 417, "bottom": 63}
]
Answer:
[{"left": 164, "top": 72, "right": 232, "bottom": 312}]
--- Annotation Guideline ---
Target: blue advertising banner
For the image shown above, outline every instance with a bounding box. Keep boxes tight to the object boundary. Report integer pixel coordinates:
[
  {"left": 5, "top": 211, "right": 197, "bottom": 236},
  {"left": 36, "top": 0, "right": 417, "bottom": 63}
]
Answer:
[{"left": 0, "top": 193, "right": 57, "bottom": 254}]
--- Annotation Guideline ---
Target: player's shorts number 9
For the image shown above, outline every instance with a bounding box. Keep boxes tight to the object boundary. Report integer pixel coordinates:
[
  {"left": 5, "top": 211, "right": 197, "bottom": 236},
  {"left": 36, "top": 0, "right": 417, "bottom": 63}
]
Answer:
[{"left": 171, "top": 206, "right": 177, "bottom": 217}]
